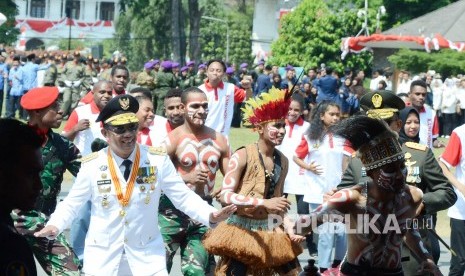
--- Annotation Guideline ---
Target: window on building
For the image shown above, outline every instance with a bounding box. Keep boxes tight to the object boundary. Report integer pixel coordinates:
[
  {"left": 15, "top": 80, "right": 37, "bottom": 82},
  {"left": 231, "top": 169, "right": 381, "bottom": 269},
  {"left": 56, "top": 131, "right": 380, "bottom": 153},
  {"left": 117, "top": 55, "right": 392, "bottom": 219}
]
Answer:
[
  {"left": 100, "top": 2, "right": 115, "bottom": 21},
  {"left": 30, "top": 0, "right": 46, "bottom": 18},
  {"left": 65, "top": 0, "right": 80, "bottom": 19}
]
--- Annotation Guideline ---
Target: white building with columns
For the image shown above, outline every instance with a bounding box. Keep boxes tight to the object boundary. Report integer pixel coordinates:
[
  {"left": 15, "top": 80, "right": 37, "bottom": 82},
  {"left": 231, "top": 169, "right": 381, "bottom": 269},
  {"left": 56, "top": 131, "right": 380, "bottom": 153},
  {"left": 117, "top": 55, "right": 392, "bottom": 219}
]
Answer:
[{"left": 14, "top": 0, "right": 119, "bottom": 50}]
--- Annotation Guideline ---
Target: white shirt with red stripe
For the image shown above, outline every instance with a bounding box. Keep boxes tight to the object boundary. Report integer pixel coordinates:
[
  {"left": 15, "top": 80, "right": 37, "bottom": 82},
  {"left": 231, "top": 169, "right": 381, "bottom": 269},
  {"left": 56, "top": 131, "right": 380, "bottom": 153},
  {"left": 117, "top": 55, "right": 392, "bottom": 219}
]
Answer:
[
  {"left": 276, "top": 117, "right": 310, "bottom": 195},
  {"left": 140, "top": 115, "right": 171, "bottom": 146},
  {"left": 62, "top": 101, "right": 105, "bottom": 156},
  {"left": 198, "top": 80, "right": 245, "bottom": 137},
  {"left": 295, "top": 133, "right": 353, "bottom": 204},
  {"left": 440, "top": 124, "right": 465, "bottom": 220},
  {"left": 418, "top": 105, "right": 439, "bottom": 148}
]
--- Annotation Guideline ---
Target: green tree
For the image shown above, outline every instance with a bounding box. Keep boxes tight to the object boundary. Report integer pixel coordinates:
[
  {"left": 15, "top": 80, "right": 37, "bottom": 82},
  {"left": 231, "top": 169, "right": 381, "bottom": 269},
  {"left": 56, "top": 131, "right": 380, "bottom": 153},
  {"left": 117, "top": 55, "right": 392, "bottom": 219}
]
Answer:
[
  {"left": 0, "top": 0, "right": 20, "bottom": 45},
  {"left": 269, "top": 0, "right": 375, "bottom": 72},
  {"left": 383, "top": 0, "right": 459, "bottom": 29},
  {"left": 199, "top": 0, "right": 253, "bottom": 65}
]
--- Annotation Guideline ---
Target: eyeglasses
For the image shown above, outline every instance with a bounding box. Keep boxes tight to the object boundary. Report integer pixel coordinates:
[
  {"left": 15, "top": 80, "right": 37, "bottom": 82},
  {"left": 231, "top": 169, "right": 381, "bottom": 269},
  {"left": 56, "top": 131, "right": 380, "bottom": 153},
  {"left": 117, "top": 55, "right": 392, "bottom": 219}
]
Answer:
[{"left": 105, "top": 123, "right": 139, "bottom": 135}]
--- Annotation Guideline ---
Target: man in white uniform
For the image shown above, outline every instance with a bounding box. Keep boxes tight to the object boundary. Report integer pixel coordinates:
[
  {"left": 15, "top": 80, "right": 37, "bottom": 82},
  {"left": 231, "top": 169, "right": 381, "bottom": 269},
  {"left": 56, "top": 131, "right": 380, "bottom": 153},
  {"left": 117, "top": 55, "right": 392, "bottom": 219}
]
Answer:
[{"left": 35, "top": 94, "right": 236, "bottom": 275}]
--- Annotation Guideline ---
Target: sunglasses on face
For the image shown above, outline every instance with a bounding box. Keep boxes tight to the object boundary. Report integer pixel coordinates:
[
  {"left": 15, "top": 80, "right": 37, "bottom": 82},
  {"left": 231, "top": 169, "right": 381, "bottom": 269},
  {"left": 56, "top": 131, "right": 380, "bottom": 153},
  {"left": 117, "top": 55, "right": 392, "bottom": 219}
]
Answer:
[{"left": 105, "top": 123, "right": 139, "bottom": 135}]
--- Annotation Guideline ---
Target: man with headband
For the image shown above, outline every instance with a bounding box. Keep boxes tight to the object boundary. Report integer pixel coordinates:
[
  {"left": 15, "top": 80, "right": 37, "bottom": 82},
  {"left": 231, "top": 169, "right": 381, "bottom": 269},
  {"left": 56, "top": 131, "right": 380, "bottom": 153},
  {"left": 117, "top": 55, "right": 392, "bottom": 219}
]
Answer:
[
  {"left": 297, "top": 115, "right": 442, "bottom": 276},
  {"left": 338, "top": 91, "right": 456, "bottom": 274},
  {"left": 203, "top": 87, "right": 303, "bottom": 275}
]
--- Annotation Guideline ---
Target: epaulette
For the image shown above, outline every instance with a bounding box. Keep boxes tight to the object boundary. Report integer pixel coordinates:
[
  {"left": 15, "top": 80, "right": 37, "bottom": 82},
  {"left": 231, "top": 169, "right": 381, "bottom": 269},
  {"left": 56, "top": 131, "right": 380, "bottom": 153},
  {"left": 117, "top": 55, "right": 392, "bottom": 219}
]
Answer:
[
  {"left": 149, "top": 146, "right": 167, "bottom": 156},
  {"left": 79, "top": 152, "right": 98, "bottom": 163},
  {"left": 404, "top": 142, "right": 427, "bottom": 152}
]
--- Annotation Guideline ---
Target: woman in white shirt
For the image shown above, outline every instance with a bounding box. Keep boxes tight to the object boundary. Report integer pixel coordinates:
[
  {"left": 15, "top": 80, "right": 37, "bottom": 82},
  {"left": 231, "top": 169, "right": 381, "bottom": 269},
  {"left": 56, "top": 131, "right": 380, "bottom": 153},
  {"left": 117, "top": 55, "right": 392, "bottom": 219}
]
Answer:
[
  {"left": 276, "top": 94, "right": 314, "bottom": 255},
  {"left": 293, "top": 100, "right": 352, "bottom": 273}
]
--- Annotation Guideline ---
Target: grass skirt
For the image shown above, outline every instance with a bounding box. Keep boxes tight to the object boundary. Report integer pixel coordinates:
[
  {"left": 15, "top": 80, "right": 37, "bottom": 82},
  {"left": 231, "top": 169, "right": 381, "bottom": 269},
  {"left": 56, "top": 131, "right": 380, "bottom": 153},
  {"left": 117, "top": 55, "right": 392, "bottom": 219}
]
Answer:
[{"left": 203, "top": 215, "right": 302, "bottom": 270}]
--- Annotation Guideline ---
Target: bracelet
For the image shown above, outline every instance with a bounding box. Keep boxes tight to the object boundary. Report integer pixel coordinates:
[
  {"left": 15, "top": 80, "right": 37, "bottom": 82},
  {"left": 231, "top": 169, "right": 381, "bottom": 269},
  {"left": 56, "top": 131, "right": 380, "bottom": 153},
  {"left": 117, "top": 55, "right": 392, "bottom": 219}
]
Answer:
[{"left": 209, "top": 220, "right": 218, "bottom": 228}]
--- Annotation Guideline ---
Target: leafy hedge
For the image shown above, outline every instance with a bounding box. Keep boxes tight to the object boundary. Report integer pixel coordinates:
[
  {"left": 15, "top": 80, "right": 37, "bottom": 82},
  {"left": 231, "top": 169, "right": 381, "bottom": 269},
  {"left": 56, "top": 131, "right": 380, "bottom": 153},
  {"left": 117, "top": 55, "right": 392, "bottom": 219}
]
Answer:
[{"left": 388, "top": 48, "right": 465, "bottom": 77}]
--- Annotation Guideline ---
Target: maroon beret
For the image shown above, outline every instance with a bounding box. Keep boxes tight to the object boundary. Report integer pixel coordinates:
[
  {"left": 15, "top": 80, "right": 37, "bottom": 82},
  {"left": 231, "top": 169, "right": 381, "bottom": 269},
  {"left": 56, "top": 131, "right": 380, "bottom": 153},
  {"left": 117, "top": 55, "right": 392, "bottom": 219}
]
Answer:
[{"left": 21, "top": 87, "right": 59, "bottom": 110}]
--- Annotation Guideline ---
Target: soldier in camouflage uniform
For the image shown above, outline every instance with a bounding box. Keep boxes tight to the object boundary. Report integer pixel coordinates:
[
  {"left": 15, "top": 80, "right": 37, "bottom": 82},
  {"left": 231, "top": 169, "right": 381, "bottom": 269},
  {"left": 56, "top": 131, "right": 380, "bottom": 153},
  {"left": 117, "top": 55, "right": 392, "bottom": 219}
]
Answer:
[
  {"left": 56, "top": 54, "right": 67, "bottom": 87},
  {"left": 186, "top": 61, "right": 196, "bottom": 78},
  {"left": 98, "top": 59, "right": 112, "bottom": 81},
  {"left": 192, "top": 64, "right": 207, "bottom": 87},
  {"left": 84, "top": 55, "right": 98, "bottom": 88},
  {"left": 43, "top": 55, "right": 58, "bottom": 87},
  {"left": 160, "top": 87, "right": 231, "bottom": 275},
  {"left": 60, "top": 51, "right": 87, "bottom": 118},
  {"left": 154, "top": 61, "right": 177, "bottom": 116},
  {"left": 14, "top": 86, "right": 81, "bottom": 275},
  {"left": 136, "top": 61, "right": 157, "bottom": 91},
  {"left": 179, "top": 66, "right": 192, "bottom": 89}
]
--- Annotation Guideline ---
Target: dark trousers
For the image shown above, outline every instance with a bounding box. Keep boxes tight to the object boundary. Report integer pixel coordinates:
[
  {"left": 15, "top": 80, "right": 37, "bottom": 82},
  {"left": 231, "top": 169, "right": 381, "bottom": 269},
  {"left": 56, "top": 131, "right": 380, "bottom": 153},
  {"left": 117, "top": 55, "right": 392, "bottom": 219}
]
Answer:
[
  {"left": 231, "top": 103, "right": 243, "bottom": 128},
  {"left": 449, "top": 218, "right": 465, "bottom": 276},
  {"left": 460, "top": 109, "right": 465, "bottom": 126},
  {"left": 0, "top": 89, "right": 4, "bottom": 117},
  {"left": 6, "top": 95, "right": 21, "bottom": 119},
  {"left": 285, "top": 194, "right": 318, "bottom": 255},
  {"left": 442, "top": 113, "right": 457, "bottom": 136}
]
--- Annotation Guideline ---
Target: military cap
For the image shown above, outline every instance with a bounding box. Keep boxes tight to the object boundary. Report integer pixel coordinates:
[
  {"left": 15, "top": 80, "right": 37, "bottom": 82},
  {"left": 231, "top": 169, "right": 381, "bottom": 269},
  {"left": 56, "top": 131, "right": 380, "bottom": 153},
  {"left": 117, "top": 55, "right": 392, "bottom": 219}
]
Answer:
[
  {"left": 257, "top": 60, "right": 265, "bottom": 65},
  {"left": 198, "top": 64, "right": 206, "bottom": 69},
  {"left": 21, "top": 87, "right": 59, "bottom": 110},
  {"left": 180, "top": 66, "right": 188, "bottom": 72},
  {"left": 144, "top": 61, "right": 154, "bottom": 69},
  {"left": 226, "top": 67, "right": 234, "bottom": 74},
  {"left": 152, "top": 59, "right": 160, "bottom": 65},
  {"left": 360, "top": 90, "right": 405, "bottom": 120},
  {"left": 96, "top": 95, "right": 139, "bottom": 126},
  {"left": 161, "top": 60, "right": 172, "bottom": 70},
  {"left": 187, "top": 61, "right": 195, "bottom": 67},
  {"left": 171, "top": 62, "right": 180, "bottom": 68},
  {"left": 240, "top": 63, "right": 248, "bottom": 69}
]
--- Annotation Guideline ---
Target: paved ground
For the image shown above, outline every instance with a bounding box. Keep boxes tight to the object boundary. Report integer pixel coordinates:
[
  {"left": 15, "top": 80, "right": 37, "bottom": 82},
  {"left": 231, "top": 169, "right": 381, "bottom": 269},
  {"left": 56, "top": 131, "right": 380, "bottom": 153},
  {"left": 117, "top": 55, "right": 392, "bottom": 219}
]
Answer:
[{"left": 37, "top": 181, "right": 452, "bottom": 275}]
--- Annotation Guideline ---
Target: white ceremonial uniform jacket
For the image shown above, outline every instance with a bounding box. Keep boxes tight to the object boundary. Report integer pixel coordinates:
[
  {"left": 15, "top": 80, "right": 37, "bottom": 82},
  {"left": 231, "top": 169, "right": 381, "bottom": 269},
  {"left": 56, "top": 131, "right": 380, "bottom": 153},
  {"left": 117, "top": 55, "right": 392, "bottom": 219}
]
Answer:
[{"left": 47, "top": 144, "right": 217, "bottom": 275}]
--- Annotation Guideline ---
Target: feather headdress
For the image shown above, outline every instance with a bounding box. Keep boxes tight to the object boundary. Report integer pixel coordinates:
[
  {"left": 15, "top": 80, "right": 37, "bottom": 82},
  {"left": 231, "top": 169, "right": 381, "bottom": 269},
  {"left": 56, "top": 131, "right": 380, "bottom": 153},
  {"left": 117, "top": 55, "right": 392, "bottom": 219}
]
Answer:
[
  {"left": 242, "top": 87, "right": 292, "bottom": 126},
  {"left": 332, "top": 115, "right": 404, "bottom": 170}
]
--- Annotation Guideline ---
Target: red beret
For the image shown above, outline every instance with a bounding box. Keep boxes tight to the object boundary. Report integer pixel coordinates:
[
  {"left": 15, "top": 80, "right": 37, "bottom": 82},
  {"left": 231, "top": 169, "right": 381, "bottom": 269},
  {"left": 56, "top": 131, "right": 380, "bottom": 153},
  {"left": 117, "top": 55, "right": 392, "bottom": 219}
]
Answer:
[{"left": 21, "top": 87, "right": 59, "bottom": 110}]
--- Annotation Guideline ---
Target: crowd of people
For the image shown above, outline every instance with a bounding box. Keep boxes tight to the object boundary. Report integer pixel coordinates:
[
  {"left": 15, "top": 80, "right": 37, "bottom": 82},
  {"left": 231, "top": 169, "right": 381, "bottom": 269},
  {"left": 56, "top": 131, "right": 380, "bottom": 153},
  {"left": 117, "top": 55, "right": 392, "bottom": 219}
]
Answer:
[{"left": 1, "top": 44, "right": 465, "bottom": 276}]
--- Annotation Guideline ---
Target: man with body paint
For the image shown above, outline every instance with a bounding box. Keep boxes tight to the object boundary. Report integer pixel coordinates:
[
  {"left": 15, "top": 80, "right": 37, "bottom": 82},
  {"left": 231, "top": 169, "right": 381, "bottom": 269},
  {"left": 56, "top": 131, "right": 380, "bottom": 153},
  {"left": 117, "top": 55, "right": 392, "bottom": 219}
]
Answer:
[
  {"left": 297, "top": 115, "right": 442, "bottom": 276},
  {"left": 159, "top": 87, "right": 231, "bottom": 275},
  {"left": 203, "top": 87, "right": 304, "bottom": 275}
]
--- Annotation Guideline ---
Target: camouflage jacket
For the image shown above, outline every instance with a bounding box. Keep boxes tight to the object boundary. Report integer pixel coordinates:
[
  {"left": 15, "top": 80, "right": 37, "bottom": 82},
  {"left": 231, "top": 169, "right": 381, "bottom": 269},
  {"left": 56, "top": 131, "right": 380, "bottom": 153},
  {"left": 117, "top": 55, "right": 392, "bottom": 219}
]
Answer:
[
  {"left": 43, "top": 63, "right": 58, "bottom": 86},
  {"left": 10, "top": 131, "right": 82, "bottom": 236},
  {"left": 36, "top": 130, "right": 81, "bottom": 214},
  {"left": 41, "top": 130, "right": 81, "bottom": 199}
]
